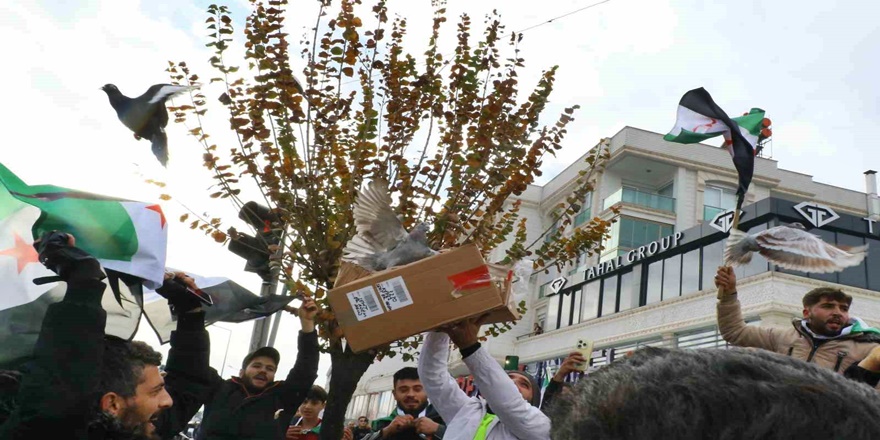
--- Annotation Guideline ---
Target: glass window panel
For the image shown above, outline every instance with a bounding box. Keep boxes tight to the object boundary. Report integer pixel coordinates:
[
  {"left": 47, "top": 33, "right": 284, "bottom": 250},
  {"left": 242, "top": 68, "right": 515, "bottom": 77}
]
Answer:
[
  {"left": 571, "top": 288, "right": 582, "bottom": 324},
  {"left": 601, "top": 276, "right": 618, "bottom": 317},
  {"left": 663, "top": 254, "right": 682, "bottom": 299},
  {"left": 546, "top": 295, "right": 560, "bottom": 330},
  {"left": 702, "top": 240, "right": 724, "bottom": 291},
  {"left": 704, "top": 187, "right": 721, "bottom": 208},
  {"left": 868, "top": 238, "right": 880, "bottom": 291},
  {"left": 838, "top": 233, "right": 867, "bottom": 289},
  {"left": 739, "top": 223, "right": 770, "bottom": 278},
  {"left": 560, "top": 290, "right": 574, "bottom": 328},
  {"left": 645, "top": 223, "right": 659, "bottom": 242},
  {"left": 721, "top": 191, "right": 736, "bottom": 210},
  {"left": 646, "top": 260, "right": 663, "bottom": 305},
  {"left": 620, "top": 218, "right": 634, "bottom": 248},
  {"left": 581, "top": 281, "right": 600, "bottom": 321},
  {"left": 681, "top": 249, "right": 701, "bottom": 294},
  {"left": 618, "top": 271, "right": 635, "bottom": 311},
  {"left": 661, "top": 225, "right": 674, "bottom": 238}
]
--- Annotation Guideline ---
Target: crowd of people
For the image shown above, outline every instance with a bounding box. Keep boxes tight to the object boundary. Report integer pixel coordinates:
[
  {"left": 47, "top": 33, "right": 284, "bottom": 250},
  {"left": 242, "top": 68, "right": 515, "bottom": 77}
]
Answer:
[{"left": 2, "top": 232, "right": 880, "bottom": 439}]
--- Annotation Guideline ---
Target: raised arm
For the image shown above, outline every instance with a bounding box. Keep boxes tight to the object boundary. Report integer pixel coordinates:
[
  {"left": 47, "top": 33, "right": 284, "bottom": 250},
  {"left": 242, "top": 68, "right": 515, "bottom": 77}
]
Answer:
[
  {"left": 716, "top": 266, "right": 780, "bottom": 350},
  {"left": 417, "top": 331, "right": 472, "bottom": 424}
]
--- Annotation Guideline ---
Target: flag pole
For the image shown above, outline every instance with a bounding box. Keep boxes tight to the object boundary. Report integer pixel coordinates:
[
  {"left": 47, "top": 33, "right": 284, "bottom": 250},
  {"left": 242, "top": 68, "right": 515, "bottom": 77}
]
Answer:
[{"left": 718, "top": 193, "right": 744, "bottom": 300}]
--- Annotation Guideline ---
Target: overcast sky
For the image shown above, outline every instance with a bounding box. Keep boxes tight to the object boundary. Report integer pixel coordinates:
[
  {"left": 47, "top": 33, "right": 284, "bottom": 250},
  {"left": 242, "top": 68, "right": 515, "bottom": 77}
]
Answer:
[{"left": 1, "top": 0, "right": 877, "bottom": 380}]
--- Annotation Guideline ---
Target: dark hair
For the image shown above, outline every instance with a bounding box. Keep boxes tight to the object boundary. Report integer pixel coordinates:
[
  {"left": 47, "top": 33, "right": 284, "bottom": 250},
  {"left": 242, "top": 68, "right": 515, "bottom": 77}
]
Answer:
[
  {"left": 358, "top": 416, "right": 368, "bottom": 422},
  {"left": 305, "top": 385, "right": 328, "bottom": 403},
  {"left": 550, "top": 347, "right": 880, "bottom": 440},
  {"left": 99, "top": 338, "right": 163, "bottom": 398},
  {"left": 393, "top": 367, "right": 420, "bottom": 387},
  {"left": 802, "top": 287, "right": 852, "bottom": 308}
]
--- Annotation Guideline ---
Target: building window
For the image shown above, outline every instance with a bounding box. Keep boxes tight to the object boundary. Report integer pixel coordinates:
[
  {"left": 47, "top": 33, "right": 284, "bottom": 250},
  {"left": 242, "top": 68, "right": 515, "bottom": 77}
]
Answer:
[
  {"left": 581, "top": 281, "right": 600, "bottom": 322},
  {"left": 601, "top": 275, "right": 619, "bottom": 317},
  {"left": 546, "top": 294, "right": 560, "bottom": 330},
  {"left": 703, "top": 185, "right": 737, "bottom": 221},
  {"left": 538, "top": 281, "right": 551, "bottom": 299},
  {"left": 662, "top": 253, "right": 682, "bottom": 299},
  {"left": 681, "top": 248, "right": 701, "bottom": 294},
  {"left": 617, "top": 217, "right": 675, "bottom": 250},
  {"left": 645, "top": 260, "right": 663, "bottom": 305},
  {"left": 545, "top": 218, "right": 560, "bottom": 243},
  {"left": 618, "top": 271, "right": 635, "bottom": 311},
  {"left": 574, "top": 193, "right": 593, "bottom": 226}
]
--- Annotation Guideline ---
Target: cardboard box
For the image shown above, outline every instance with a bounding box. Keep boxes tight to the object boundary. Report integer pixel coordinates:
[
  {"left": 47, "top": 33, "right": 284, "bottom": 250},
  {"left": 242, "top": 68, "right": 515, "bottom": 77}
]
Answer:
[{"left": 329, "top": 244, "right": 519, "bottom": 353}]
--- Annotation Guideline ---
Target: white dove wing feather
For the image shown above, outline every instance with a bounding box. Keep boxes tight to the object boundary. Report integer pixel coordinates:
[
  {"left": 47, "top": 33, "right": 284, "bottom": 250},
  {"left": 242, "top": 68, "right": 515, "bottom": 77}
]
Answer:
[
  {"left": 342, "top": 234, "right": 385, "bottom": 261},
  {"left": 147, "top": 85, "right": 198, "bottom": 104},
  {"left": 755, "top": 227, "right": 865, "bottom": 272},
  {"left": 755, "top": 227, "right": 830, "bottom": 259},
  {"left": 352, "top": 179, "right": 407, "bottom": 250}
]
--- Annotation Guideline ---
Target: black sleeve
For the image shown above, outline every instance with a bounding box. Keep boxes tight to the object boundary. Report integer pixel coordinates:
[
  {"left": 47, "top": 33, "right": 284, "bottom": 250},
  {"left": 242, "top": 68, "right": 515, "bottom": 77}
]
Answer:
[
  {"left": 155, "top": 310, "right": 223, "bottom": 439},
  {"left": 844, "top": 363, "right": 880, "bottom": 388},
  {"left": 434, "top": 423, "right": 447, "bottom": 439},
  {"left": 540, "top": 379, "right": 563, "bottom": 414},
  {"left": 0, "top": 280, "right": 107, "bottom": 436},
  {"left": 279, "top": 331, "right": 320, "bottom": 406}
]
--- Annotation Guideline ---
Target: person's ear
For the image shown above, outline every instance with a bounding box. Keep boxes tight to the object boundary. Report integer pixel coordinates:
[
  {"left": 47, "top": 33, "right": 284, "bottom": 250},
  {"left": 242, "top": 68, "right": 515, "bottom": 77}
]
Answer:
[{"left": 100, "top": 392, "right": 125, "bottom": 416}]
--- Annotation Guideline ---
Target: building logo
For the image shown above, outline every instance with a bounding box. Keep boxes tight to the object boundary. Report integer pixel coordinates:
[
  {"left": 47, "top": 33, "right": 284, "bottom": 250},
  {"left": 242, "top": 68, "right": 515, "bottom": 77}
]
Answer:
[
  {"left": 709, "top": 209, "right": 745, "bottom": 233},
  {"left": 549, "top": 277, "right": 567, "bottom": 295},
  {"left": 794, "top": 202, "right": 839, "bottom": 228}
]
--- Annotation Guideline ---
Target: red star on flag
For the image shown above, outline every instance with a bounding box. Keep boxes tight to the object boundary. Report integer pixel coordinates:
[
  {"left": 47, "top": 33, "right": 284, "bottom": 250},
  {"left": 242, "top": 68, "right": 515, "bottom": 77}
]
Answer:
[
  {"left": 147, "top": 204, "right": 167, "bottom": 228},
  {"left": 0, "top": 233, "right": 40, "bottom": 274}
]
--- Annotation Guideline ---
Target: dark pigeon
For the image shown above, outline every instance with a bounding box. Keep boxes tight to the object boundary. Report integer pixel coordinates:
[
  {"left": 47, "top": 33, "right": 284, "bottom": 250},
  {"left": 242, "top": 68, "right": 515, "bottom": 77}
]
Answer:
[{"left": 100, "top": 83, "right": 196, "bottom": 167}]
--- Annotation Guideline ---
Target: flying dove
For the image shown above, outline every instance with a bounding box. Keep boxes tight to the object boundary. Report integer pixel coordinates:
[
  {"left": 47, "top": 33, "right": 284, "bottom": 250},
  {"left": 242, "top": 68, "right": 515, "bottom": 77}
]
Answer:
[
  {"left": 341, "top": 179, "right": 437, "bottom": 271},
  {"left": 725, "top": 223, "right": 867, "bottom": 273},
  {"left": 101, "top": 83, "right": 197, "bottom": 167}
]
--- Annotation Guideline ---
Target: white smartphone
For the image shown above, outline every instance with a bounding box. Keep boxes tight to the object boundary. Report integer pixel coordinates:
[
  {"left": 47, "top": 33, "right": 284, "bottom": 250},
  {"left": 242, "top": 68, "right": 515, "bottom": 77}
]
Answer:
[{"left": 575, "top": 339, "right": 594, "bottom": 372}]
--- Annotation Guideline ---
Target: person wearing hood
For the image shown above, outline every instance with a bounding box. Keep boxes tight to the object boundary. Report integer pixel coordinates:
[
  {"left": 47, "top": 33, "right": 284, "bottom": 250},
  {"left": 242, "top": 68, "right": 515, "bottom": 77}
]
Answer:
[
  {"left": 715, "top": 266, "right": 880, "bottom": 384},
  {"left": 417, "top": 316, "right": 549, "bottom": 440}
]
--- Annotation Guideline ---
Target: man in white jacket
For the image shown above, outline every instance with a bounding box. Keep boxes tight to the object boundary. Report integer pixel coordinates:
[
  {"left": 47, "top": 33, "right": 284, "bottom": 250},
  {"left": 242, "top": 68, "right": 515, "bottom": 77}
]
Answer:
[{"left": 417, "top": 316, "right": 551, "bottom": 440}]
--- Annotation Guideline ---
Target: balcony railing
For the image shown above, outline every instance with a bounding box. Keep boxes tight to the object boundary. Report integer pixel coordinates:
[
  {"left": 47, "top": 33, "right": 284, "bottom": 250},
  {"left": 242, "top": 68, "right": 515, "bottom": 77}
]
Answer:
[
  {"left": 703, "top": 205, "right": 726, "bottom": 221},
  {"left": 603, "top": 187, "right": 675, "bottom": 212}
]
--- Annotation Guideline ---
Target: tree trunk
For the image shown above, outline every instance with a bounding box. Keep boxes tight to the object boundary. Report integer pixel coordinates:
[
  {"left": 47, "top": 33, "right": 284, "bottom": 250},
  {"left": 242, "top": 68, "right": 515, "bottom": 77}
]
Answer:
[{"left": 320, "top": 344, "right": 376, "bottom": 440}]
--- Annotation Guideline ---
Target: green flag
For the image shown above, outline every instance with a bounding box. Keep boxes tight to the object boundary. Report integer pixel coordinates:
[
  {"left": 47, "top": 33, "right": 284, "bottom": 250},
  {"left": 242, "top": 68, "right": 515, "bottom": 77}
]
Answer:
[{"left": 0, "top": 163, "right": 167, "bottom": 289}]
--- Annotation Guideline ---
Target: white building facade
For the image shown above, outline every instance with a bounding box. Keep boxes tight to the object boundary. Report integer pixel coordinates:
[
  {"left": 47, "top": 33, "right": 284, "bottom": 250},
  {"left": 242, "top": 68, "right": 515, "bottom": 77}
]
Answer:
[{"left": 343, "top": 126, "right": 880, "bottom": 421}]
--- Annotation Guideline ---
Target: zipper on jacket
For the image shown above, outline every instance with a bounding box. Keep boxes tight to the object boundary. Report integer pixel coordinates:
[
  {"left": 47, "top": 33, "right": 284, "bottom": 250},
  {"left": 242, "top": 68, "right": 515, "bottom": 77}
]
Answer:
[
  {"left": 833, "top": 351, "right": 848, "bottom": 372},
  {"left": 806, "top": 343, "right": 820, "bottom": 363}
]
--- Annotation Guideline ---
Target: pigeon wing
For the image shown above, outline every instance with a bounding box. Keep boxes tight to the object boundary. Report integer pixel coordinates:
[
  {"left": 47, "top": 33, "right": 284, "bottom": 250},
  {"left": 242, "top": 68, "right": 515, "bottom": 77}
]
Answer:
[
  {"left": 353, "top": 178, "right": 407, "bottom": 250},
  {"left": 754, "top": 226, "right": 866, "bottom": 273},
  {"left": 140, "top": 84, "right": 197, "bottom": 104}
]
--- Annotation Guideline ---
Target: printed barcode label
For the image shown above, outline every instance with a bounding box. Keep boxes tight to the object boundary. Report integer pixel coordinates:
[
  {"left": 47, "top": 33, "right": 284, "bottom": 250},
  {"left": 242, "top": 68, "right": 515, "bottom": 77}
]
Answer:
[
  {"left": 346, "top": 286, "right": 384, "bottom": 321},
  {"left": 375, "top": 276, "right": 414, "bottom": 311}
]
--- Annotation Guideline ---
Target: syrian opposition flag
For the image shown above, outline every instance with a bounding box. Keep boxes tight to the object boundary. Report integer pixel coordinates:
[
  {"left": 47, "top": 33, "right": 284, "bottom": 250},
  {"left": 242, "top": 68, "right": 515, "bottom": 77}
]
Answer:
[
  {"left": 0, "top": 163, "right": 167, "bottom": 367},
  {"left": 142, "top": 271, "right": 295, "bottom": 343},
  {"left": 664, "top": 88, "right": 766, "bottom": 208},
  {"left": 0, "top": 163, "right": 167, "bottom": 288}
]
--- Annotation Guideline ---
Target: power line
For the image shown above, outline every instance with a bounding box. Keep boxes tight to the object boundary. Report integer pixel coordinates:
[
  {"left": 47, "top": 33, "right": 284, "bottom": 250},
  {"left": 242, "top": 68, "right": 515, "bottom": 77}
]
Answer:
[
  {"left": 515, "top": 0, "right": 613, "bottom": 34},
  {"left": 336, "top": 0, "right": 614, "bottom": 86}
]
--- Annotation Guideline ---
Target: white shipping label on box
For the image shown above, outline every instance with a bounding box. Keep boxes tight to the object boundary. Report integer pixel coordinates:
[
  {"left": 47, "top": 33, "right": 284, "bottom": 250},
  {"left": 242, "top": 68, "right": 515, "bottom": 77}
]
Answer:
[
  {"left": 347, "top": 286, "right": 384, "bottom": 321},
  {"left": 375, "top": 276, "right": 414, "bottom": 311}
]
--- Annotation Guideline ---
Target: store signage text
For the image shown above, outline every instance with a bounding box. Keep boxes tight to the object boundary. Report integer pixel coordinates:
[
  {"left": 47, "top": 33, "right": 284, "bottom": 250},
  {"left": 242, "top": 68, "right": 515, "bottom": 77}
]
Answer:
[{"left": 584, "top": 232, "right": 684, "bottom": 282}]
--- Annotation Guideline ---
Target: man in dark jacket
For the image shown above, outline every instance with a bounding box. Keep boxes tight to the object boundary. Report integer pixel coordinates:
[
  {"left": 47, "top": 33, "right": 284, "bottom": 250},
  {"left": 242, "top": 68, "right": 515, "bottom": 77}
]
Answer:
[
  {"left": 366, "top": 367, "right": 445, "bottom": 440},
  {"left": 0, "top": 232, "right": 183, "bottom": 439},
  {"left": 195, "top": 297, "right": 320, "bottom": 439}
]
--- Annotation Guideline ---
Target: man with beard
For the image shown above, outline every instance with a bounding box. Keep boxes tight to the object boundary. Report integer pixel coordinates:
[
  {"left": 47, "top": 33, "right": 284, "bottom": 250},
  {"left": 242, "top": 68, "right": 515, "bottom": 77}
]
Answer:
[
  {"left": 365, "top": 367, "right": 445, "bottom": 440},
  {"left": 194, "top": 297, "right": 320, "bottom": 439},
  {"left": 0, "top": 232, "right": 177, "bottom": 439},
  {"left": 715, "top": 266, "right": 880, "bottom": 379}
]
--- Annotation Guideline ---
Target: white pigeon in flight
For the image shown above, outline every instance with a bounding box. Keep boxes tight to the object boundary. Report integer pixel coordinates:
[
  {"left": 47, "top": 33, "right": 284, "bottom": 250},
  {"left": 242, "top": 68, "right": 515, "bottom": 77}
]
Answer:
[
  {"left": 725, "top": 223, "right": 867, "bottom": 273},
  {"left": 342, "top": 179, "right": 437, "bottom": 271}
]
